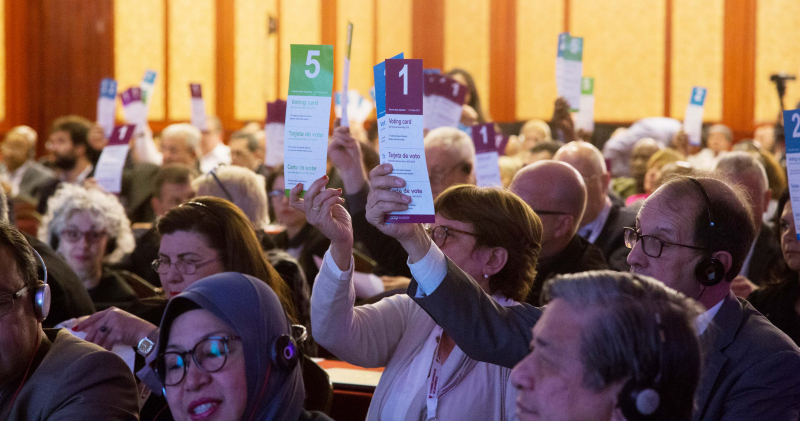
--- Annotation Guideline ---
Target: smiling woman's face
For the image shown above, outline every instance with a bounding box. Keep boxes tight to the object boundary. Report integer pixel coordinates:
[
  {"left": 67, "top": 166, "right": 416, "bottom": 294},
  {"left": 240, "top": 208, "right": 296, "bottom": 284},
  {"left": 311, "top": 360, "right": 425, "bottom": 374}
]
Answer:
[{"left": 165, "top": 309, "right": 248, "bottom": 421}]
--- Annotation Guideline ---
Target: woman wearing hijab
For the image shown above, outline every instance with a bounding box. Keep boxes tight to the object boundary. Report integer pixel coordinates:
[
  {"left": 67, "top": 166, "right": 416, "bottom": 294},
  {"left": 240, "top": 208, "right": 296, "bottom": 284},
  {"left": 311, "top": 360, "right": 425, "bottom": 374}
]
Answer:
[{"left": 153, "top": 272, "right": 331, "bottom": 421}]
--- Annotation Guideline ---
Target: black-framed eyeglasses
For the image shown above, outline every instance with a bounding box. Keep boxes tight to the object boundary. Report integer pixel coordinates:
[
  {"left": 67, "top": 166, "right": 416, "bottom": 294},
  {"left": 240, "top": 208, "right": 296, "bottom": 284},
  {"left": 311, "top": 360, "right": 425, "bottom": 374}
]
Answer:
[
  {"left": 623, "top": 227, "right": 707, "bottom": 258},
  {"left": 151, "top": 257, "right": 220, "bottom": 275},
  {"left": 152, "top": 336, "right": 242, "bottom": 386},
  {"left": 426, "top": 225, "right": 477, "bottom": 248},
  {"left": 532, "top": 210, "right": 570, "bottom": 216},
  {"left": 0, "top": 286, "right": 29, "bottom": 318}
]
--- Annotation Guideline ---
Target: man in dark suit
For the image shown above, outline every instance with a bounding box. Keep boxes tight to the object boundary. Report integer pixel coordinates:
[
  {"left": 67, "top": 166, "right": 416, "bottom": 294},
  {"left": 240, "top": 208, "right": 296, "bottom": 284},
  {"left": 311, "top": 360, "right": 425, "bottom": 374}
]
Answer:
[
  {"left": 510, "top": 161, "right": 607, "bottom": 305},
  {"left": 555, "top": 141, "right": 636, "bottom": 271},
  {"left": 0, "top": 126, "right": 56, "bottom": 203},
  {"left": 364, "top": 163, "right": 800, "bottom": 420},
  {"left": 714, "top": 152, "right": 782, "bottom": 295},
  {"left": 0, "top": 222, "right": 138, "bottom": 419}
]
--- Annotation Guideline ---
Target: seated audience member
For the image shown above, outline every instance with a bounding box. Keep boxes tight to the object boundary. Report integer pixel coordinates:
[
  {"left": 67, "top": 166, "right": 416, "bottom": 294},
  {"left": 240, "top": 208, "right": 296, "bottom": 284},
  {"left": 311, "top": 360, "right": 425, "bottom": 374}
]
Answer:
[
  {"left": 754, "top": 124, "right": 776, "bottom": 154},
  {"left": 747, "top": 191, "right": 800, "bottom": 345},
  {"left": 523, "top": 140, "right": 562, "bottom": 165},
  {"left": 688, "top": 124, "right": 733, "bottom": 170},
  {"left": 733, "top": 142, "right": 787, "bottom": 222},
  {"left": 153, "top": 272, "right": 331, "bottom": 420},
  {"left": 193, "top": 165, "right": 271, "bottom": 245},
  {"left": 626, "top": 148, "right": 685, "bottom": 206},
  {"left": 506, "top": 119, "right": 551, "bottom": 157},
  {"left": 602, "top": 117, "right": 682, "bottom": 176},
  {"left": 198, "top": 116, "right": 231, "bottom": 173},
  {"left": 39, "top": 184, "right": 142, "bottom": 309},
  {"left": 0, "top": 188, "right": 94, "bottom": 327},
  {"left": 160, "top": 123, "right": 202, "bottom": 169},
  {"left": 267, "top": 167, "right": 329, "bottom": 284},
  {"left": 124, "top": 164, "right": 196, "bottom": 287},
  {"left": 498, "top": 155, "right": 523, "bottom": 187},
  {"left": 367, "top": 164, "right": 800, "bottom": 419},
  {"left": 512, "top": 271, "right": 703, "bottom": 421},
  {"left": 611, "top": 138, "right": 662, "bottom": 200},
  {"left": 424, "top": 127, "right": 476, "bottom": 199},
  {"left": 510, "top": 161, "right": 607, "bottom": 305},
  {"left": 714, "top": 152, "right": 781, "bottom": 293},
  {"left": 0, "top": 222, "right": 139, "bottom": 419},
  {"left": 1, "top": 125, "right": 55, "bottom": 202},
  {"left": 36, "top": 116, "right": 95, "bottom": 214},
  {"left": 229, "top": 129, "right": 267, "bottom": 176},
  {"left": 447, "top": 68, "right": 487, "bottom": 125},
  {"left": 554, "top": 141, "right": 636, "bottom": 271},
  {"left": 293, "top": 178, "right": 541, "bottom": 420},
  {"left": 74, "top": 197, "right": 302, "bottom": 361}
]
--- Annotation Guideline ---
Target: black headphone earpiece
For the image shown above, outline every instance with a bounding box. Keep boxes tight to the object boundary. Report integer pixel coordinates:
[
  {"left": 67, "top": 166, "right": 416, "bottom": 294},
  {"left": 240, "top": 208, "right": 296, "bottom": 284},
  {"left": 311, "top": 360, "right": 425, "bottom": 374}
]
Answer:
[
  {"left": 31, "top": 248, "right": 50, "bottom": 322},
  {"left": 271, "top": 334, "right": 299, "bottom": 371},
  {"left": 686, "top": 178, "right": 727, "bottom": 286}
]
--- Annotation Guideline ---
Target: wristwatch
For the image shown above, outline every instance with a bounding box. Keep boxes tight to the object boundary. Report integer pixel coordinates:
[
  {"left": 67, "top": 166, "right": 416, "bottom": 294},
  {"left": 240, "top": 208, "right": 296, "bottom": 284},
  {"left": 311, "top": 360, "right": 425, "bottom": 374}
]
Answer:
[{"left": 137, "top": 328, "right": 160, "bottom": 357}]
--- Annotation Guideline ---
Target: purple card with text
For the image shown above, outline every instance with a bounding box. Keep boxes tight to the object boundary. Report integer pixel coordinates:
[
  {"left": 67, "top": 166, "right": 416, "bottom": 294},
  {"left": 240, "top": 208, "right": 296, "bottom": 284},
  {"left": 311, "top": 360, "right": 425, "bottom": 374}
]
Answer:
[
  {"left": 190, "top": 84, "right": 203, "bottom": 99},
  {"left": 472, "top": 123, "right": 499, "bottom": 154},
  {"left": 108, "top": 124, "right": 136, "bottom": 146},
  {"left": 385, "top": 59, "right": 423, "bottom": 115},
  {"left": 119, "top": 87, "right": 142, "bottom": 105},
  {"left": 424, "top": 74, "right": 467, "bottom": 105}
]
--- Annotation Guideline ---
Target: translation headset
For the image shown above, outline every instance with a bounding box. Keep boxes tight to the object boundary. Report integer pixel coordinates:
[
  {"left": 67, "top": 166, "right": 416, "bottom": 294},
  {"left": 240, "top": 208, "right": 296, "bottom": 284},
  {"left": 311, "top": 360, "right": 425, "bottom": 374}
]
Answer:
[
  {"left": 31, "top": 247, "right": 51, "bottom": 322},
  {"left": 686, "top": 178, "right": 727, "bottom": 286},
  {"left": 271, "top": 324, "right": 305, "bottom": 370},
  {"left": 618, "top": 311, "right": 665, "bottom": 420}
]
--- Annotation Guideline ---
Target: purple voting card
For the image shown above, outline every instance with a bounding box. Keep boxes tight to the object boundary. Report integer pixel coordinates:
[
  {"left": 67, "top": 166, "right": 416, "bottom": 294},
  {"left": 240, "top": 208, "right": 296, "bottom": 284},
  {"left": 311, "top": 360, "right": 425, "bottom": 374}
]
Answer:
[
  {"left": 108, "top": 124, "right": 136, "bottom": 146},
  {"left": 385, "top": 59, "right": 423, "bottom": 115},
  {"left": 424, "top": 74, "right": 467, "bottom": 105},
  {"left": 190, "top": 84, "right": 203, "bottom": 99},
  {"left": 266, "top": 100, "right": 287, "bottom": 124},
  {"left": 495, "top": 133, "right": 509, "bottom": 156},
  {"left": 472, "top": 123, "right": 499, "bottom": 154}
]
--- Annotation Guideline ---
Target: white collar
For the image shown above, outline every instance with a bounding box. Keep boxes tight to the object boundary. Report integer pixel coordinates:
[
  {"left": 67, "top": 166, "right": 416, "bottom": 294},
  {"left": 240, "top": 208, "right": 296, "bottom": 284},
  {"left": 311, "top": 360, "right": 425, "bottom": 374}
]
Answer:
[
  {"left": 579, "top": 197, "right": 613, "bottom": 244},
  {"left": 695, "top": 298, "right": 725, "bottom": 335}
]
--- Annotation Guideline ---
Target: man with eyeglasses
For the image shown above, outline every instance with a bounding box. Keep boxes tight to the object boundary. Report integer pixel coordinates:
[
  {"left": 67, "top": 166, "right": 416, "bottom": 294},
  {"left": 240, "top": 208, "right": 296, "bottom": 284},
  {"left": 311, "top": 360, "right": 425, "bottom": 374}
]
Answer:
[
  {"left": 0, "top": 222, "right": 139, "bottom": 419},
  {"left": 370, "top": 164, "right": 800, "bottom": 420},
  {"left": 509, "top": 160, "right": 607, "bottom": 305}
]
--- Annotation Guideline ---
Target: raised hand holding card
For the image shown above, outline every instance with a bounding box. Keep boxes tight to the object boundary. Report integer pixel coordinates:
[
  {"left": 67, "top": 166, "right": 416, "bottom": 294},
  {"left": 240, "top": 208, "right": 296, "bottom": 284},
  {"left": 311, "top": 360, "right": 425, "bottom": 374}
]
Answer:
[
  {"left": 423, "top": 74, "right": 467, "bottom": 130},
  {"left": 189, "top": 84, "right": 208, "bottom": 132},
  {"left": 784, "top": 109, "right": 800, "bottom": 239},
  {"left": 471, "top": 123, "right": 503, "bottom": 187},
  {"left": 95, "top": 125, "right": 134, "bottom": 193},
  {"left": 683, "top": 87, "right": 707, "bottom": 146},
  {"left": 96, "top": 78, "right": 117, "bottom": 138}
]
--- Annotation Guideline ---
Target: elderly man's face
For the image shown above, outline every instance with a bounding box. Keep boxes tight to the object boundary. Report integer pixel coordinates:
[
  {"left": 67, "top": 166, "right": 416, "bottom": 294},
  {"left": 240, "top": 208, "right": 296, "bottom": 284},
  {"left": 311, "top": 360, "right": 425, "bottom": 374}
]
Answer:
[
  {"left": 511, "top": 298, "right": 619, "bottom": 421},
  {"left": 162, "top": 135, "right": 197, "bottom": 166},
  {"left": 630, "top": 144, "right": 659, "bottom": 180},
  {"left": 426, "top": 145, "right": 473, "bottom": 199},
  {"left": 229, "top": 138, "right": 260, "bottom": 170},
  {"left": 627, "top": 190, "right": 706, "bottom": 298},
  {"left": 0, "top": 247, "right": 40, "bottom": 390},
  {"left": 1, "top": 134, "right": 32, "bottom": 171}
]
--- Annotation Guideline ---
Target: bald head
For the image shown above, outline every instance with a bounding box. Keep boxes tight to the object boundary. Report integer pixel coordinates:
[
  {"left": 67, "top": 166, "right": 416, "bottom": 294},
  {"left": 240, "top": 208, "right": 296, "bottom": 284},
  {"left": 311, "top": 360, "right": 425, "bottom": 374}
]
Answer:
[
  {"left": 714, "top": 151, "right": 770, "bottom": 226},
  {"left": 554, "top": 141, "right": 610, "bottom": 226},
  {"left": 511, "top": 161, "right": 587, "bottom": 228}
]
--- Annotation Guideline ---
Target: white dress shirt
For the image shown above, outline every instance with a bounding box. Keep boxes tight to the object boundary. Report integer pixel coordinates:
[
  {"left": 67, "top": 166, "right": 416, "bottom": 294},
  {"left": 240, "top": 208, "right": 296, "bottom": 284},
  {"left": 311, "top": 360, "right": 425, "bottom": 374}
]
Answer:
[
  {"left": 199, "top": 143, "right": 231, "bottom": 173},
  {"left": 695, "top": 299, "right": 724, "bottom": 335},
  {"left": 579, "top": 197, "right": 613, "bottom": 244}
]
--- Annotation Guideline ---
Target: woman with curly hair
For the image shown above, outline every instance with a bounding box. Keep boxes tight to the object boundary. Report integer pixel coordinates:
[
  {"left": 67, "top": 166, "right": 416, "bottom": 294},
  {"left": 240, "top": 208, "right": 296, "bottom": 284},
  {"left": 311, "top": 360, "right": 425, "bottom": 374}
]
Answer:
[{"left": 39, "top": 183, "right": 140, "bottom": 309}]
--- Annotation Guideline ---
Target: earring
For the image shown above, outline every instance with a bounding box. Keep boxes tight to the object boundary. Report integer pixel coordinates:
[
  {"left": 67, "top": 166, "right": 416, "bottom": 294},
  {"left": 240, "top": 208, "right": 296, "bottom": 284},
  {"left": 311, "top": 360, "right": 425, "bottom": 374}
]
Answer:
[{"left": 483, "top": 274, "right": 489, "bottom": 279}]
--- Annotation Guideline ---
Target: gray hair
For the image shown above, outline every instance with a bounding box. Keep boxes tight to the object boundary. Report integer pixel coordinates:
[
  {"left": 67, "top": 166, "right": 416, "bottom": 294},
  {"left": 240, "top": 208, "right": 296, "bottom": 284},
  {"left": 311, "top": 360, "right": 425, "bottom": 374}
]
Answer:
[
  {"left": 161, "top": 123, "right": 202, "bottom": 155},
  {"left": 38, "top": 184, "right": 135, "bottom": 264},
  {"left": 714, "top": 151, "right": 769, "bottom": 192},
  {"left": 0, "top": 186, "right": 8, "bottom": 223},
  {"left": 542, "top": 270, "right": 703, "bottom": 419},
  {"left": 424, "top": 127, "right": 476, "bottom": 164},
  {"left": 231, "top": 130, "right": 260, "bottom": 153},
  {"left": 192, "top": 166, "right": 270, "bottom": 229}
]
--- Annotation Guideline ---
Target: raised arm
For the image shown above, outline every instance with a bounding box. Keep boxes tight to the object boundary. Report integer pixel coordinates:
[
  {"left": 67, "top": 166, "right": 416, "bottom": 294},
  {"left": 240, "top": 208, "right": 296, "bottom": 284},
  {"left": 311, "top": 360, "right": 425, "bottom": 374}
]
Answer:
[{"left": 290, "top": 176, "right": 412, "bottom": 367}]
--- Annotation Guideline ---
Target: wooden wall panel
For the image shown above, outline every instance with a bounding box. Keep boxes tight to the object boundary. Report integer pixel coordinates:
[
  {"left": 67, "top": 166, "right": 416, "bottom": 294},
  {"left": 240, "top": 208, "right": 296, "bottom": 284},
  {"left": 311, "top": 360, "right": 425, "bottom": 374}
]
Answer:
[
  {"left": 375, "top": 0, "right": 412, "bottom": 63},
  {"left": 167, "top": 0, "right": 216, "bottom": 121},
  {"left": 721, "top": 0, "right": 756, "bottom": 138},
  {"left": 444, "top": 0, "right": 490, "bottom": 117},
  {"left": 515, "top": 0, "right": 564, "bottom": 120},
  {"left": 336, "top": 0, "right": 374, "bottom": 96},
  {"left": 38, "top": 0, "right": 115, "bottom": 133},
  {"left": 489, "top": 0, "right": 515, "bottom": 122},
  {"left": 279, "top": 0, "right": 321, "bottom": 97},
  {"left": 233, "top": 0, "right": 278, "bottom": 121},
  {"left": 411, "top": 0, "right": 443, "bottom": 69},
  {"left": 671, "top": 0, "right": 723, "bottom": 121},
  {"left": 114, "top": 0, "right": 165, "bottom": 121},
  {"left": 755, "top": 0, "right": 800, "bottom": 123},
  {"left": 0, "top": 0, "right": 5, "bottom": 122},
  {"left": 570, "top": 0, "right": 666, "bottom": 122}
]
